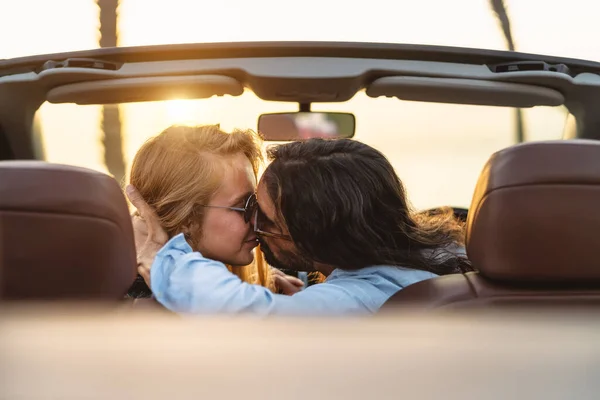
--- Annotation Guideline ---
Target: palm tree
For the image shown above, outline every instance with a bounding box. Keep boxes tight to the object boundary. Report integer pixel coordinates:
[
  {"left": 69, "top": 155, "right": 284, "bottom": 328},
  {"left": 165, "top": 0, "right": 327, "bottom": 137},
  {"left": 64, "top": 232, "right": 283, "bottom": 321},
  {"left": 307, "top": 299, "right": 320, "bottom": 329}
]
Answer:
[
  {"left": 98, "top": 0, "right": 126, "bottom": 185},
  {"left": 490, "top": 0, "right": 525, "bottom": 143}
]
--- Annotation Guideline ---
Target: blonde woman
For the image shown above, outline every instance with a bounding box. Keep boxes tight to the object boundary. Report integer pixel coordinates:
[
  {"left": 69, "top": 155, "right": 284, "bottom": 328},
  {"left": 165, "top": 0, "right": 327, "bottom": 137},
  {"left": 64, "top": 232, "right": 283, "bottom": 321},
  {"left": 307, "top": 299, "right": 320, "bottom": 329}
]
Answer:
[{"left": 127, "top": 124, "right": 303, "bottom": 297}]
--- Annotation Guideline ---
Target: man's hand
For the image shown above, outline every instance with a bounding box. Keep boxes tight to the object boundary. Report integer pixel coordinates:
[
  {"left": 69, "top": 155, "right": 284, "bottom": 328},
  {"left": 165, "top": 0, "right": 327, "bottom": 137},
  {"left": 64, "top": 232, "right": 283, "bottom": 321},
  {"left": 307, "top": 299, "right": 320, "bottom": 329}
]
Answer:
[
  {"left": 126, "top": 185, "right": 169, "bottom": 287},
  {"left": 131, "top": 210, "right": 148, "bottom": 252},
  {"left": 271, "top": 268, "right": 305, "bottom": 295}
]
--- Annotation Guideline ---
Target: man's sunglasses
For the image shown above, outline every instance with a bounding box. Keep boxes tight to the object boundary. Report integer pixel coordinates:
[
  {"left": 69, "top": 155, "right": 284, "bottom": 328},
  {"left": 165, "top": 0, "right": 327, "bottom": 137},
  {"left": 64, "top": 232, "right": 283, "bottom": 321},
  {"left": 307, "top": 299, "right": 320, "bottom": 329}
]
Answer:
[{"left": 252, "top": 201, "right": 292, "bottom": 241}]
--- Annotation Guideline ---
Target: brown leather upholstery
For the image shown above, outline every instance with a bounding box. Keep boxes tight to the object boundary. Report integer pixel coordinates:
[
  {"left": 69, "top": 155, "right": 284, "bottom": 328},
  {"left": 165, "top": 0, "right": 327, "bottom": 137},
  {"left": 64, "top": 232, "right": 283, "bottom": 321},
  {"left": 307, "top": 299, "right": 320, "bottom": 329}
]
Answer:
[
  {"left": 382, "top": 140, "right": 600, "bottom": 311},
  {"left": 0, "top": 161, "right": 137, "bottom": 300}
]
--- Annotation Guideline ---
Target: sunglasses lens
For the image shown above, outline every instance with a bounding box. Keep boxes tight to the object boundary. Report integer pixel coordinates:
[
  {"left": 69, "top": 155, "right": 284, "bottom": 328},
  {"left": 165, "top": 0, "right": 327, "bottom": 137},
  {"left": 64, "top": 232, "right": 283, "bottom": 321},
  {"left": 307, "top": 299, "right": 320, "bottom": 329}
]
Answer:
[{"left": 244, "top": 194, "right": 257, "bottom": 223}]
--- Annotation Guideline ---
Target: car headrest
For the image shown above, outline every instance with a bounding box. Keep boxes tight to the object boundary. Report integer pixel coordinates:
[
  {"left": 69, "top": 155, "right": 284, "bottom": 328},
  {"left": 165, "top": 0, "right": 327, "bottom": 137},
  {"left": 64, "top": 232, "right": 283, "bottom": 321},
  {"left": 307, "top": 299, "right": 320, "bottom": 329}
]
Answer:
[
  {"left": 0, "top": 161, "right": 137, "bottom": 300},
  {"left": 467, "top": 140, "right": 600, "bottom": 284}
]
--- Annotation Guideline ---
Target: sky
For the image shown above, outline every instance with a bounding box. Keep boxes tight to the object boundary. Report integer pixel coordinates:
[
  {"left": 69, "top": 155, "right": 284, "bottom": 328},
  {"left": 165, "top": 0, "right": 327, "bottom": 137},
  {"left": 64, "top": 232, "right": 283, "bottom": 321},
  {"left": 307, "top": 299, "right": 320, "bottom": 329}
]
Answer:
[{"left": 1, "top": 0, "right": 599, "bottom": 209}]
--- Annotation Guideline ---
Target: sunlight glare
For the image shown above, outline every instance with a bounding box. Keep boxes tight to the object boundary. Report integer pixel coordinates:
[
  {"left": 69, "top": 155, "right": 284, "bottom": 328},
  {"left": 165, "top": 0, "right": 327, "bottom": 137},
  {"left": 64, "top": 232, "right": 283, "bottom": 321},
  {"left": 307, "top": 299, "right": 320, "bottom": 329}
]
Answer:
[{"left": 164, "top": 99, "right": 203, "bottom": 126}]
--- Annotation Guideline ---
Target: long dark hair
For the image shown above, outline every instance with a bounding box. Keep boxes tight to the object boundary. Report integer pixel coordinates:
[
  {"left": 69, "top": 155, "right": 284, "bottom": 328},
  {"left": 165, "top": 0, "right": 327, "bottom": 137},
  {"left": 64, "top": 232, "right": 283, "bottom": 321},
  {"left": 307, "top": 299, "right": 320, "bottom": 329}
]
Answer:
[{"left": 262, "top": 139, "right": 472, "bottom": 275}]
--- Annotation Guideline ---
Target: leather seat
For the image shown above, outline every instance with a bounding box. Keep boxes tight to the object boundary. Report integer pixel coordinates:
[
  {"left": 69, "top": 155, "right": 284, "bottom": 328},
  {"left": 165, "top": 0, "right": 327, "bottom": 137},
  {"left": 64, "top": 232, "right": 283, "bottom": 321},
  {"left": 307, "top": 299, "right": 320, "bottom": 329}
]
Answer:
[
  {"left": 0, "top": 161, "right": 137, "bottom": 300},
  {"left": 381, "top": 140, "right": 600, "bottom": 311}
]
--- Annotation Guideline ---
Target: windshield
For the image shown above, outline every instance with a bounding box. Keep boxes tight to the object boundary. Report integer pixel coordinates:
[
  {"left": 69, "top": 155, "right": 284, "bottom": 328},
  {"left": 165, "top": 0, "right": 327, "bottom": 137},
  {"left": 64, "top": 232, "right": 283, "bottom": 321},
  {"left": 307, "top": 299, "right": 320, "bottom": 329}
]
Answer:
[
  {"left": 4, "top": 0, "right": 587, "bottom": 209},
  {"left": 37, "top": 94, "right": 566, "bottom": 210}
]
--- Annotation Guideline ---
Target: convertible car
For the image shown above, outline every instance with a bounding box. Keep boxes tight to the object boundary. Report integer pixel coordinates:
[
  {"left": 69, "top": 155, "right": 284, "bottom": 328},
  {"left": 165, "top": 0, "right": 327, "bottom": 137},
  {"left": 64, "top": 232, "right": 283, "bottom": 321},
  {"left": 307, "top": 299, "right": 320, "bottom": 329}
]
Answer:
[
  {"left": 1, "top": 40, "right": 600, "bottom": 398},
  {"left": 1, "top": 40, "right": 600, "bottom": 304}
]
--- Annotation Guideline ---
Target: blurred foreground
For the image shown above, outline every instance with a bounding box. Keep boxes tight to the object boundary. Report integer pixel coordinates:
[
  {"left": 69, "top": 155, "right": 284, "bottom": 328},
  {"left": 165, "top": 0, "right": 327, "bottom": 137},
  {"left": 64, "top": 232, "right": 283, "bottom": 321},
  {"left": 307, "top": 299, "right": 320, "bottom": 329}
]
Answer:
[{"left": 1, "top": 304, "right": 599, "bottom": 399}]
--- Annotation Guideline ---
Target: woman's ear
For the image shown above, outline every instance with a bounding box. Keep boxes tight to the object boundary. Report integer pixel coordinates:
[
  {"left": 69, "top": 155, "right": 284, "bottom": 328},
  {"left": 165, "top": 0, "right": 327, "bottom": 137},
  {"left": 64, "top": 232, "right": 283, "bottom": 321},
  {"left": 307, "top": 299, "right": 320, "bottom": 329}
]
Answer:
[
  {"left": 180, "top": 224, "right": 191, "bottom": 239},
  {"left": 181, "top": 220, "right": 201, "bottom": 242}
]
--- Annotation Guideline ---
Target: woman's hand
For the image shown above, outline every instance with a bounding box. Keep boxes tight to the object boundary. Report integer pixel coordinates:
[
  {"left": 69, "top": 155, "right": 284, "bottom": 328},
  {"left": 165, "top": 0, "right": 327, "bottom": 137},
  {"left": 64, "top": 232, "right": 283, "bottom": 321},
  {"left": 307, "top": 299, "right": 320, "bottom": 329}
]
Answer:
[
  {"left": 271, "top": 267, "right": 305, "bottom": 295},
  {"left": 126, "top": 185, "right": 169, "bottom": 287}
]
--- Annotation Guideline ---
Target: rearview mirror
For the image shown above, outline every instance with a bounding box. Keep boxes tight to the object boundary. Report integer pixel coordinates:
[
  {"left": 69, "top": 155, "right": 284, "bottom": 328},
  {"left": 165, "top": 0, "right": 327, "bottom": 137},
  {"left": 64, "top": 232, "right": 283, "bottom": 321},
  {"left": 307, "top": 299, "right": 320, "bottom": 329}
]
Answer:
[{"left": 258, "top": 112, "right": 355, "bottom": 141}]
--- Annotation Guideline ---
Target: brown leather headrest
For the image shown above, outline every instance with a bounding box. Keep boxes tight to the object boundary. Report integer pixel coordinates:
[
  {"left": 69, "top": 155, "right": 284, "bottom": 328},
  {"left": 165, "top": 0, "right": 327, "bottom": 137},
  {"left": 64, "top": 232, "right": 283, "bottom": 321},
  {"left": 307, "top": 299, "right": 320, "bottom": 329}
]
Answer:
[
  {"left": 0, "top": 161, "right": 137, "bottom": 300},
  {"left": 467, "top": 140, "right": 600, "bottom": 283}
]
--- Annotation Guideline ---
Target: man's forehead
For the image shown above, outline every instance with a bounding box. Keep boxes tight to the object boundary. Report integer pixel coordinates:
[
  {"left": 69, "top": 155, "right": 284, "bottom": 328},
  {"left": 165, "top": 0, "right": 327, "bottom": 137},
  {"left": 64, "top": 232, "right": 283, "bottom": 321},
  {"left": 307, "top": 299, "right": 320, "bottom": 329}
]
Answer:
[{"left": 256, "top": 180, "right": 278, "bottom": 221}]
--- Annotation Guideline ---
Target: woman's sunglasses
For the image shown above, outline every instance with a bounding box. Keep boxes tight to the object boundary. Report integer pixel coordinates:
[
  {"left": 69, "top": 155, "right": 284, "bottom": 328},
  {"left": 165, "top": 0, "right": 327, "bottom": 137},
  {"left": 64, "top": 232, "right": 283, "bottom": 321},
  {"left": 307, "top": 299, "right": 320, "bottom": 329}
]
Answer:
[
  {"left": 199, "top": 193, "right": 291, "bottom": 240},
  {"left": 199, "top": 193, "right": 257, "bottom": 223}
]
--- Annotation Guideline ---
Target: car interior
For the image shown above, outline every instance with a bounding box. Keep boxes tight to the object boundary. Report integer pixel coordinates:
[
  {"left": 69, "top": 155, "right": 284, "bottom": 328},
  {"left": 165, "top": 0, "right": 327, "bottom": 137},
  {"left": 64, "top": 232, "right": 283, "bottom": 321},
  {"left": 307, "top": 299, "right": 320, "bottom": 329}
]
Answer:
[
  {"left": 1, "top": 41, "right": 600, "bottom": 309},
  {"left": 0, "top": 160, "right": 136, "bottom": 300},
  {"left": 382, "top": 140, "right": 600, "bottom": 311}
]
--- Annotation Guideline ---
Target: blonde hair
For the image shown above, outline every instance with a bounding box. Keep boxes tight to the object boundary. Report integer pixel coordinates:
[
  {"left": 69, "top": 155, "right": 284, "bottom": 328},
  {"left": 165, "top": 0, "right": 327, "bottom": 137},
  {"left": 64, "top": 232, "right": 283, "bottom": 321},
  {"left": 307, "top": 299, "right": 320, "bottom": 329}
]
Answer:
[{"left": 130, "top": 124, "right": 272, "bottom": 289}]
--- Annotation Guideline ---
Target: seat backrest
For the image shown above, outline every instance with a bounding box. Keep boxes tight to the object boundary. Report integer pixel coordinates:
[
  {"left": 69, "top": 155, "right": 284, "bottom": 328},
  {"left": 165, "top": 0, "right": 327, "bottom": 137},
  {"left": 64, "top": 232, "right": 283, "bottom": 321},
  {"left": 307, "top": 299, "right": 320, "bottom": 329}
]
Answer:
[
  {"left": 382, "top": 140, "right": 600, "bottom": 311},
  {"left": 0, "top": 161, "right": 136, "bottom": 300}
]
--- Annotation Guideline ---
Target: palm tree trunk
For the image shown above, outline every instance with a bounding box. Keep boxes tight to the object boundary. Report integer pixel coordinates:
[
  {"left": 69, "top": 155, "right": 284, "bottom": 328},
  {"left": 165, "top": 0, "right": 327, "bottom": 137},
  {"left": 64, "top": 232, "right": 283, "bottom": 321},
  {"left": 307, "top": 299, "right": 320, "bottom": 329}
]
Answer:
[
  {"left": 513, "top": 108, "right": 524, "bottom": 143},
  {"left": 98, "top": 0, "right": 126, "bottom": 184},
  {"left": 490, "top": 0, "right": 525, "bottom": 143}
]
